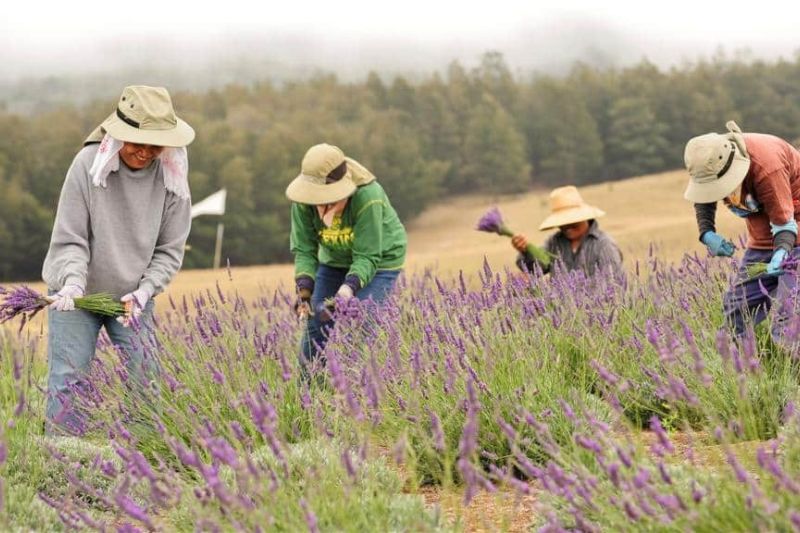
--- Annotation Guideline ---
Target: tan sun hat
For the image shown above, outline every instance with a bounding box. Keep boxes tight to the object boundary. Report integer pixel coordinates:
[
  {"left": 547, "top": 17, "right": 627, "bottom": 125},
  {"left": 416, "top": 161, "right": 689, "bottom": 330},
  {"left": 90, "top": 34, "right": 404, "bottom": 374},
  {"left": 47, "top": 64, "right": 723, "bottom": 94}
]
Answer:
[
  {"left": 285, "top": 143, "right": 376, "bottom": 205},
  {"left": 683, "top": 120, "right": 750, "bottom": 203},
  {"left": 538, "top": 186, "right": 606, "bottom": 230},
  {"left": 88, "top": 86, "right": 195, "bottom": 147}
]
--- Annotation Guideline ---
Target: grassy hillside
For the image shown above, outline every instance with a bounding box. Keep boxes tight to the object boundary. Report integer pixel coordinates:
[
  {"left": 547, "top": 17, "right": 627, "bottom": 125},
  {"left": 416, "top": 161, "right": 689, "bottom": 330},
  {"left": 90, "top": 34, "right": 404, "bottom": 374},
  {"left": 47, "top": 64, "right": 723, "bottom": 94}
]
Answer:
[{"left": 165, "top": 168, "right": 742, "bottom": 300}]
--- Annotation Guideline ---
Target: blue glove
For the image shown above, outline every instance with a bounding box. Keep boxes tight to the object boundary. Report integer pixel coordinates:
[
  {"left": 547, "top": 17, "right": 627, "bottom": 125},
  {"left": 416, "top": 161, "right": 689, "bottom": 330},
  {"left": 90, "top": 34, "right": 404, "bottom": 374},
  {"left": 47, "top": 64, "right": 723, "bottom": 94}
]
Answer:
[
  {"left": 766, "top": 248, "right": 788, "bottom": 276},
  {"left": 701, "top": 231, "right": 736, "bottom": 257}
]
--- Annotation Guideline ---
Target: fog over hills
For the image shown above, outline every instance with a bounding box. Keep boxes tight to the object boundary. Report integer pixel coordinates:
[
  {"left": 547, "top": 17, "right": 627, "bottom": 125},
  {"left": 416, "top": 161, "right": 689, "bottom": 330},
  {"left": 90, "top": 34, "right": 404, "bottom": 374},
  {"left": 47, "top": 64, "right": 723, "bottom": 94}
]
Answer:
[{"left": 2, "top": 14, "right": 798, "bottom": 114}]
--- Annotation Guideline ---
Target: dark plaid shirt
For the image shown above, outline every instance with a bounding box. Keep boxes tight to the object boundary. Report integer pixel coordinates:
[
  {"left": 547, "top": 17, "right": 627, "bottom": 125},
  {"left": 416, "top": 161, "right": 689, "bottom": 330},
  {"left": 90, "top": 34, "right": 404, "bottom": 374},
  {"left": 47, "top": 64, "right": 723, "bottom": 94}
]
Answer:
[{"left": 517, "top": 220, "right": 623, "bottom": 277}]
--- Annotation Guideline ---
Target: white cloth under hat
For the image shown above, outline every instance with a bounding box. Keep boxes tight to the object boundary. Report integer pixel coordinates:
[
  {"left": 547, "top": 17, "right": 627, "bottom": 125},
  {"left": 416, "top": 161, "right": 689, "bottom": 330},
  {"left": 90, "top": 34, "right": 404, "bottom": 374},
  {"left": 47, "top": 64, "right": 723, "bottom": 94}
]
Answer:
[{"left": 89, "top": 134, "right": 190, "bottom": 200}]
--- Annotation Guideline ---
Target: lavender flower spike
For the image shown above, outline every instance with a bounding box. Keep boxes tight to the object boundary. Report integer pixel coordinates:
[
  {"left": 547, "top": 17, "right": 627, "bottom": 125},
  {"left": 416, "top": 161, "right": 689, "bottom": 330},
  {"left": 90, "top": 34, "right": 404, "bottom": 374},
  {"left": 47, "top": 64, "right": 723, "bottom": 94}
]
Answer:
[
  {"left": 476, "top": 207, "right": 510, "bottom": 236},
  {"left": 475, "top": 207, "right": 552, "bottom": 266}
]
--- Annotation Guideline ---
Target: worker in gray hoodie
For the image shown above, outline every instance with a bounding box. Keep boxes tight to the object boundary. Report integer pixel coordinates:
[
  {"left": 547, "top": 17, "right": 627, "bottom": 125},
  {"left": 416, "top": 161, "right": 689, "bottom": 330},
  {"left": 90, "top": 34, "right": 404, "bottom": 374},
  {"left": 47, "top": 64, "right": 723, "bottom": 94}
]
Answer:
[{"left": 42, "top": 85, "right": 195, "bottom": 435}]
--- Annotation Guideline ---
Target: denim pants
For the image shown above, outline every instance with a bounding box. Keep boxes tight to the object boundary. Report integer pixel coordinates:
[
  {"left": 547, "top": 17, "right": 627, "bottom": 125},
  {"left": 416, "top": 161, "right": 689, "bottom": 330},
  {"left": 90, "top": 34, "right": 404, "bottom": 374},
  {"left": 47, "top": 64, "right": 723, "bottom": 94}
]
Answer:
[
  {"left": 300, "top": 265, "right": 401, "bottom": 366},
  {"left": 46, "top": 300, "right": 156, "bottom": 435},
  {"left": 723, "top": 247, "right": 800, "bottom": 341}
]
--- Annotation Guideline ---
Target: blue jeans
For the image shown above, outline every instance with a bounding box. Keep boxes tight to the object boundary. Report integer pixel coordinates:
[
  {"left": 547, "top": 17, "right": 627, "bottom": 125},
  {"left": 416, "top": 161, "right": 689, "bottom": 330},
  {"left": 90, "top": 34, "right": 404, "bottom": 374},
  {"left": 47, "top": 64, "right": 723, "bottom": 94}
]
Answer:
[
  {"left": 46, "top": 300, "right": 156, "bottom": 435},
  {"left": 300, "top": 265, "right": 401, "bottom": 367},
  {"left": 723, "top": 247, "right": 800, "bottom": 341}
]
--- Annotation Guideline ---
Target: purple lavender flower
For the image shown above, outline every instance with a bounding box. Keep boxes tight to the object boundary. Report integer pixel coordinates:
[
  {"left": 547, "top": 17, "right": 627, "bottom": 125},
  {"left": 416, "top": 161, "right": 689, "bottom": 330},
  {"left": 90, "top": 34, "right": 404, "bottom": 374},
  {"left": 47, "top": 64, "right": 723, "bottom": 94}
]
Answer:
[
  {"left": 0, "top": 285, "right": 47, "bottom": 324},
  {"left": 114, "top": 490, "right": 154, "bottom": 530},
  {"left": 476, "top": 207, "right": 508, "bottom": 235},
  {"left": 790, "top": 511, "right": 800, "bottom": 530},
  {"left": 649, "top": 416, "right": 674, "bottom": 456},
  {"left": 575, "top": 434, "right": 603, "bottom": 456},
  {"left": 691, "top": 481, "right": 704, "bottom": 503},
  {"left": 430, "top": 412, "right": 446, "bottom": 452},
  {"left": 300, "top": 498, "right": 320, "bottom": 533},
  {"left": 475, "top": 207, "right": 552, "bottom": 265},
  {"left": 116, "top": 523, "right": 144, "bottom": 533},
  {"left": 341, "top": 449, "right": 358, "bottom": 479},
  {"left": 623, "top": 500, "right": 641, "bottom": 521}
]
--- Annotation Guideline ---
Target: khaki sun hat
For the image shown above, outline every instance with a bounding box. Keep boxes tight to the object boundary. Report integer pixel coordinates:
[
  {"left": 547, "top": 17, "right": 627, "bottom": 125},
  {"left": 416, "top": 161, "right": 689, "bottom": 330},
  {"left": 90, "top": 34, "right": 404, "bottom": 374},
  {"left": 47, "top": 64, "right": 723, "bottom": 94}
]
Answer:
[
  {"left": 538, "top": 186, "right": 606, "bottom": 230},
  {"left": 683, "top": 120, "right": 750, "bottom": 203},
  {"left": 89, "top": 86, "right": 195, "bottom": 147},
  {"left": 285, "top": 143, "right": 376, "bottom": 205}
]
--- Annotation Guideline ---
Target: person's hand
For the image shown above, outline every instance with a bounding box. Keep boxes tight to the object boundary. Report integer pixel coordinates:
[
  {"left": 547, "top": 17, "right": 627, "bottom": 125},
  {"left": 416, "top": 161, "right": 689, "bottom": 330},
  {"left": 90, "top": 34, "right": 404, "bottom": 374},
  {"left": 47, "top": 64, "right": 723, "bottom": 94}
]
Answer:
[
  {"left": 117, "top": 288, "right": 152, "bottom": 326},
  {"left": 511, "top": 234, "right": 529, "bottom": 254},
  {"left": 336, "top": 284, "right": 354, "bottom": 300},
  {"left": 48, "top": 284, "right": 84, "bottom": 311},
  {"left": 294, "top": 288, "right": 312, "bottom": 318},
  {"left": 766, "top": 248, "right": 788, "bottom": 276},
  {"left": 701, "top": 231, "right": 736, "bottom": 257}
]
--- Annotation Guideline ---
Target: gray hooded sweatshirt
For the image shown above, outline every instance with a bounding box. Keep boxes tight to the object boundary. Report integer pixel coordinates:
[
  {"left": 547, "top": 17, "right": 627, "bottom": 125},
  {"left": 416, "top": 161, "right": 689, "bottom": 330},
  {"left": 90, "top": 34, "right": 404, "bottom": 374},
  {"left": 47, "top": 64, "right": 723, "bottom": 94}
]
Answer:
[{"left": 42, "top": 144, "right": 191, "bottom": 299}]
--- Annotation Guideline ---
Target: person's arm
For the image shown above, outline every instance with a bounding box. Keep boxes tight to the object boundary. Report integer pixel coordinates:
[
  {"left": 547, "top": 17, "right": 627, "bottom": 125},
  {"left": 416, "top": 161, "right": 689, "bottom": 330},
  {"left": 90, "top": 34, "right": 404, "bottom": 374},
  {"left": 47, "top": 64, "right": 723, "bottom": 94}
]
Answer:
[
  {"left": 755, "top": 169, "right": 797, "bottom": 253},
  {"left": 694, "top": 202, "right": 736, "bottom": 256},
  {"left": 347, "top": 195, "right": 385, "bottom": 290},
  {"left": 515, "top": 237, "right": 553, "bottom": 275},
  {"left": 693, "top": 203, "right": 717, "bottom": 241},
  {"left": 138, "top": 193, "right": 192, "bottom": 297},
  {"left": 42, "top": 156, "right": 92, "bottom": 291},
  {"left": 290, "top": 203, "right": 320, "bottom": 282},
  {"left": 596, "top": 238, "right": 624, "bottom": 276}
]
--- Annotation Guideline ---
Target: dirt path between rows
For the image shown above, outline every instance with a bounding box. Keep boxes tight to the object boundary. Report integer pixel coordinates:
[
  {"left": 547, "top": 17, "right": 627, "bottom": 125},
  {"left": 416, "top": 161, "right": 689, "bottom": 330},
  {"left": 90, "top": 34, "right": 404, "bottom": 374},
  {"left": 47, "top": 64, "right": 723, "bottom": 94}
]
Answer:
[{"left": 417, "top": 483, "right": 538, "bottom": 532}]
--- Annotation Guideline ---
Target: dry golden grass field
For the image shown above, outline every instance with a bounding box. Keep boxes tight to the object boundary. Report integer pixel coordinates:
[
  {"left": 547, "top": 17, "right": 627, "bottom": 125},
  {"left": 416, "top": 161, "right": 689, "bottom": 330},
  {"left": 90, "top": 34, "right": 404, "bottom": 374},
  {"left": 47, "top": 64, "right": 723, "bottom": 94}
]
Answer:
[
  {"left": 6, "top": 168, "right": 744, "bottom": 316},
  {"left": 164, "top": 169, "right": 742, "bottom": 301}
]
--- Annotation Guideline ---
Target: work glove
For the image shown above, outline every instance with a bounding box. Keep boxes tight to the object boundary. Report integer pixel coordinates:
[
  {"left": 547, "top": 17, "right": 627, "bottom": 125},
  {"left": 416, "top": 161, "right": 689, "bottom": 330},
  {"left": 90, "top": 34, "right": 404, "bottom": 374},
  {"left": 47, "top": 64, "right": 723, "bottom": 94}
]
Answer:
[
  {"left": 294, "top": 288, "right": 312, "bottom": 318},
  {"left": 766, "top": 248, "right": 788, "bottom": 276},
  {"left": 701, "top": 231, "right": 736, "bottom": 257},
  {"left": 336, "top": 284, "right": 354, "bottom": 300},
  {"left": 316, "top": 285, "right": 355, "bottom": 324},
  {"left": 294, "top": 276, "right": 314, "bottom": 319},
  {"left": 117, "top": 287, "right": 152, "bottom": 326},
  {"left": 48, "top": 284, "right": 84, "bottom": 312},
  {"left": 511, "top": 234, "right": 528, "bottom": 254}
]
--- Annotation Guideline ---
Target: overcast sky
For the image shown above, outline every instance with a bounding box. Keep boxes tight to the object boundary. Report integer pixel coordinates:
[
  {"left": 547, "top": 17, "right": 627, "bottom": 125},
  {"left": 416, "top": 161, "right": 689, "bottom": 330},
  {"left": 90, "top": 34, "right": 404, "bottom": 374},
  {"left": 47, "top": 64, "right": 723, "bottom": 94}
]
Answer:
[{"left": 1, "top": 0, "right": 798, "bottom": 80}]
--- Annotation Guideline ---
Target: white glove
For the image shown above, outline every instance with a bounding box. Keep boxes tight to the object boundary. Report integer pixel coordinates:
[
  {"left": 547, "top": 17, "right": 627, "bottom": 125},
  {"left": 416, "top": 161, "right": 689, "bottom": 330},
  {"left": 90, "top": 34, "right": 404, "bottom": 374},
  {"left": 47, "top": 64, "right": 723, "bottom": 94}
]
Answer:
[
  {"left": 336, "top": 284, "right": 354, "bottom": 300},
  {"left": 117, "top": 287, "right": 152, "bottom": 326},
  {"left": 49, "top": 284, "right": 84, "bottom": 312}
]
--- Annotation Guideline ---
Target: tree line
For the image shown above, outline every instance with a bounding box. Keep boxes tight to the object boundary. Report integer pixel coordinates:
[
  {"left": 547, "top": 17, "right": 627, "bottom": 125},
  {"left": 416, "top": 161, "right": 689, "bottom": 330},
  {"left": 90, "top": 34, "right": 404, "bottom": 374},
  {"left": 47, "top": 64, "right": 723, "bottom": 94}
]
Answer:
[{"left": 1, "top": 51, "right": 800, "bottom": 279}]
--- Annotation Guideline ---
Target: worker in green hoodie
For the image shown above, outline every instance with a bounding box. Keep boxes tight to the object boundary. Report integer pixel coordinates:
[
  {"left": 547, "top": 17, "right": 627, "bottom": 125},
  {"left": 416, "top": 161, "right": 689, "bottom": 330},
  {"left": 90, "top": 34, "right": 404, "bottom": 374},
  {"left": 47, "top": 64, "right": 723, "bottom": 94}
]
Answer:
[{"left": 286, "top": 143, "right": 407, "bottom": 369}]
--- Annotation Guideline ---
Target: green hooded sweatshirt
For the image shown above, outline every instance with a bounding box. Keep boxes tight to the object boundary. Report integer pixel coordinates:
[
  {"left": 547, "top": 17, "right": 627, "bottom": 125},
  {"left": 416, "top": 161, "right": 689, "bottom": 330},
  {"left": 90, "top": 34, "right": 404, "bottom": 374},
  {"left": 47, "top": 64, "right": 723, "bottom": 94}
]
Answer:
[{"left": 290, "top": 182, "right": 407, "bottom": 287}]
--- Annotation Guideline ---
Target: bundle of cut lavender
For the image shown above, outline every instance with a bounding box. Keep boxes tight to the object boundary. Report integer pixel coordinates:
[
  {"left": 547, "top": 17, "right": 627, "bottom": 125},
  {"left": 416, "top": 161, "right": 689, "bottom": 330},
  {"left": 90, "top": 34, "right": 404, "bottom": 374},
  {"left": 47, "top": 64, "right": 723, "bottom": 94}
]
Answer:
[
  {"left": 476, "top": 206, "right": 553, "bottom": 267},
  {"left": 0, "top": 286, "right": 125, "bottom": 328}
]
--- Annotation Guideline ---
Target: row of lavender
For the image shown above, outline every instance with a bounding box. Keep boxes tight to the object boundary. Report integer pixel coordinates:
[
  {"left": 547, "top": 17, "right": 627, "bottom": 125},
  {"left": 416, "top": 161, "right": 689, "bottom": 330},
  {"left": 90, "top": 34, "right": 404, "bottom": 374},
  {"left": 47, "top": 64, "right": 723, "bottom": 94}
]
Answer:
[{"left": 1, "top": 251, "right": 800, "bottom": 530}]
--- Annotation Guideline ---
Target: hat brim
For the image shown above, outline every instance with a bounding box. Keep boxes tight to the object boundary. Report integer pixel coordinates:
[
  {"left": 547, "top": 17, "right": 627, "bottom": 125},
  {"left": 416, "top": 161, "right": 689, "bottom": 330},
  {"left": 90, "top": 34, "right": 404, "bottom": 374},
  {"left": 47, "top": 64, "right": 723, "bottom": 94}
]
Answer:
[
  {"left": 683, "top": 154, "right": 750, "bottom": 203},
  {"left": 101, "top": 112, "right": 195, "bottom": 147},
  {"left": 539, "top": 205, "right": 606, "bottom": 230},
  {"left": 286, "top": 174, "right": 357, "bottom": 205}
]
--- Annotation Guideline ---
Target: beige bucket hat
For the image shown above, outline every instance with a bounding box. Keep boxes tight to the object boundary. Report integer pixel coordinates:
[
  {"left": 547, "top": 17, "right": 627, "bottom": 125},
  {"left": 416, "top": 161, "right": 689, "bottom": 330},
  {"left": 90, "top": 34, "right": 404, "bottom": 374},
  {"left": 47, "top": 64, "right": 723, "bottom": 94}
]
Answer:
[
  {"left": 87, "top": 86, "right": 195, "bottom": 147},
  {"left": 538, "top": 186, "right": 606, "bottom": 230},
  {"left": 285, "top": 143, "right": 376, "bottom": 205},
  {"left": 683, "top": 120, "right": 750, "bottom": 203}
]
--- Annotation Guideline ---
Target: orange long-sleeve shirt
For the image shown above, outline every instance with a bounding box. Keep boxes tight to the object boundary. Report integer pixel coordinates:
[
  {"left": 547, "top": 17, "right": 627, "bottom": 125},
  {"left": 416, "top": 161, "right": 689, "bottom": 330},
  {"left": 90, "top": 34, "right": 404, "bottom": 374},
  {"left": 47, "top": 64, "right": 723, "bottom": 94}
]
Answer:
[{"left": 740, "top": 133, "right": 800, "bottom": 249}]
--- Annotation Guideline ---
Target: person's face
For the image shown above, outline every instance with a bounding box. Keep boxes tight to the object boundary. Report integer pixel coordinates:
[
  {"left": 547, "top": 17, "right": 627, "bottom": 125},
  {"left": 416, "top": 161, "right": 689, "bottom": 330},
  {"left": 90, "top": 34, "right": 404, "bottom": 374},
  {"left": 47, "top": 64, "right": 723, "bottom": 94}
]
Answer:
[
  {"left": 559, "top": 220, "right": 590, "bottom": 242},
  {"left": 119, "top": 142, "right": 164, "bottom": 170}
]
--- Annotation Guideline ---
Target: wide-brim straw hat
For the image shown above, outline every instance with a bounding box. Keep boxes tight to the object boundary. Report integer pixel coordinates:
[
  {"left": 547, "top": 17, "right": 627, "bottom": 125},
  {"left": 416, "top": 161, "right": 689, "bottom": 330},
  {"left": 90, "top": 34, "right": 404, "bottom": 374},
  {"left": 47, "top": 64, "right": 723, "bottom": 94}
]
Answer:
[
  {"left": 683, "top": 120, "right": 750, "bottom": 203},
  {"left": 538, "top": 185, "right": 606, "bottom": 230},
  {"left": 91, "top": 86, "right": 195, "bottom": 147},
  {"left": 285, "top": 143, "right": 375, "bottom": 205}
]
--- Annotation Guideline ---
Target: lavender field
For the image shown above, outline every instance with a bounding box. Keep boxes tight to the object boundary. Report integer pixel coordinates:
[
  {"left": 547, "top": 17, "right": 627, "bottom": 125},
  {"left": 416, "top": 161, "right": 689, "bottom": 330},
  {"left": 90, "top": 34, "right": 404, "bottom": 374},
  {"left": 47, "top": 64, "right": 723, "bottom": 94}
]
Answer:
[{"left": 2, "top": 251, "right": 800, "bottom": 531}]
